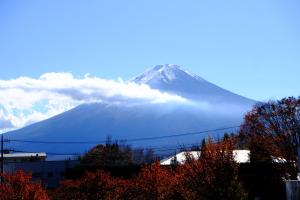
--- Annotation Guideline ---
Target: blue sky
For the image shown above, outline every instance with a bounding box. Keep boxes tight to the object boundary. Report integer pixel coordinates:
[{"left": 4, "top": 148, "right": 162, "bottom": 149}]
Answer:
[{"left": 0, "top": 0, "right": 299, "bottom": 101}]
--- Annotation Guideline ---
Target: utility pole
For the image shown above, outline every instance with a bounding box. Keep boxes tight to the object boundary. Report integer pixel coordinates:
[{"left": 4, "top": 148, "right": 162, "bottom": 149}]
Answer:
[
  {"left": 298, "top": 147, "right": 300, "bottom": 178},
  {"left": 1, "top": 134, "right": 3, "bottom": 183}
]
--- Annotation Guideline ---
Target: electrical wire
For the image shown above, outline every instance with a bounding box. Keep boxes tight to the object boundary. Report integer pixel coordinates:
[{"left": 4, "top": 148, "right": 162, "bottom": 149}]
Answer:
[{"left": 7, "top": 125, "right": 240, "bottom": 144}]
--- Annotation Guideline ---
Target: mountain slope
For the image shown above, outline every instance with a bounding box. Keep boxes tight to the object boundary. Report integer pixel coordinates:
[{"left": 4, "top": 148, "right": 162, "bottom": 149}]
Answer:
[{"left": 5, "top": 65, "right": 256, "bottom": 157}]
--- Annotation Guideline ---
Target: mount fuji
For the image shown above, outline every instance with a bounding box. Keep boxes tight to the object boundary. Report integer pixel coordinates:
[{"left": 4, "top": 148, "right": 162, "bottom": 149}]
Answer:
[
  {"left": 132, "top": 64, "right": 253, "bottom": 105},
  {"left": 5, "top": 65, "right": 256, "bottom": 157}
]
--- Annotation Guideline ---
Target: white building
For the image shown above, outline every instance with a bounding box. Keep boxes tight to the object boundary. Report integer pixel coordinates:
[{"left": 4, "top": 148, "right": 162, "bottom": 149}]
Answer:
[
  {"left": 160, "top": 150, "right": 250, "bottom": 165},
  {"left": 1, "top": 152, "right": 47, "bottom": 162}
]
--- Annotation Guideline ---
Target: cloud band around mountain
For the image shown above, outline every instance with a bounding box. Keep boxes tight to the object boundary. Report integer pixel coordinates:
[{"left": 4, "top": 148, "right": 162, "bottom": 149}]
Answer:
[{"left": 0, "top": 72, "right": 187, "bottom": 132}]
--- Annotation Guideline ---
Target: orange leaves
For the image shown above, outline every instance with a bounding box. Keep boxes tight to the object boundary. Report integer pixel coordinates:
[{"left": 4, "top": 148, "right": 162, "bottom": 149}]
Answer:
[
  {"left": 240, "top": 97, "right": 300, "bottom": 178},
  {"left": 130, "top": 162, "right": 181, "bottom": 200},
  {"left": 54, "top": 163, "right": 181, "bottom": 200},
  {"left": 0, "top": 171, "right": 49, "bottom": 200},
  {"left": 54, "top": 170, "right": 128, "bottom": 200},
  {"left": 178, "top": 139, "right": 247, "bottom": 200},
  {"left": 53, "top": 139, "right": 247, "bottom": 200}
]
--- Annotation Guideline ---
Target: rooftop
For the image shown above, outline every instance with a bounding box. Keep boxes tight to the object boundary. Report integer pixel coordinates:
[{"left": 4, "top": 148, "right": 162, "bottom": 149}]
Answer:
[
  {"left": 160, "top": 150, "right": 250, "bottom": 165},
  {"left": 1, "top": 152, "right": 47, "bottom": 158}
]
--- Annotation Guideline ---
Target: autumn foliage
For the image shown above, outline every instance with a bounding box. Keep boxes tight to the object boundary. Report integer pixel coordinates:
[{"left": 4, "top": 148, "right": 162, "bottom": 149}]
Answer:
[
  {"left": 53, "top": 170, "right": 128, "bottom": 200},
  {"left": 52, "top": 138, "right": 247, "bottom": 200},
  {"left": 240, "top": 97, "right": 300, "bottom": 178},
  {"left": 0, "top": 171, "right": 49, "bottom": 200},
  {"left": 53, "top": 163, "right": 181, "bottom": 200},
  {"left": 0, "top": 139, "right": 249, "bottom": 200},
  {"left": 178, "top": 139, "right": 247, "bottom": 200},
  {"left": 128, "top": 162, "right": 182, "bottom": 199}
]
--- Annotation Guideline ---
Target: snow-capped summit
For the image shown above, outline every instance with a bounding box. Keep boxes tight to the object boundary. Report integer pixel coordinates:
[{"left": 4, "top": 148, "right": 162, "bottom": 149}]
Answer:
[
  {"left": 132, "top": 64, "right": 254, "bottom": 105},
  {"left": 131, "top": 64, "right": 205, "bottom": 85}
]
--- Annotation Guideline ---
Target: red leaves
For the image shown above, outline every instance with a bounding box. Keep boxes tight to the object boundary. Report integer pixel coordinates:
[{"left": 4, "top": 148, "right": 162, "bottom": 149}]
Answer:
[
  {"left": 53, "top": 139, "right": 247, "bottom": 200},
  {"left": 130, "top": 162, "right": 181, "bottom": 199},
  {"left": 54, "top": 170, "right": 128, "bottom": 200},
  {"left": 240, "top": 97, "right": 300, "bottom": 178},
  {"left": 0, "top": 171, "right": 49, "bottom": 200},
  {"left": 54, "top": 163, "right": 181, "bottom": 200},
  {"left": 178, "top": 139, "right": 247, "bottom": 200}
]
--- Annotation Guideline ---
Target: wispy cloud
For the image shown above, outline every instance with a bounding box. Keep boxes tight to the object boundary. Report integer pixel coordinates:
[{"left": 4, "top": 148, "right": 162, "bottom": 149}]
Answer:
[{"left": 0, "top": 72, "right": 187, "bottom": 132}]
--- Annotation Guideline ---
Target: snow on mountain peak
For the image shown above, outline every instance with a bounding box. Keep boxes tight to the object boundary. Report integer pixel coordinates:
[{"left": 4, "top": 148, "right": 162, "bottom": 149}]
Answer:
[
  {"left": 131, "top": 64, "right": 204, "bottom": 84},
  {"left": 130, "top": 65, "right": 255, "bottom": 105}
]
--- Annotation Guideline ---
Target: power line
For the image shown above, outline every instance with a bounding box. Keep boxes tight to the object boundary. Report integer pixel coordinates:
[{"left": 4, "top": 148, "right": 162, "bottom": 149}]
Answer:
[
  {"left": 11, "top": 142, "right": 203, "bottom": 157},
  {"left": 150, "top": 143, "right": 202, "bottom": 153},
  {"left": 11, "top": 138, "right": 227, "bottom": 160},
  {"left": 8, "top": 125, "right": 240, "bottom": 144}
]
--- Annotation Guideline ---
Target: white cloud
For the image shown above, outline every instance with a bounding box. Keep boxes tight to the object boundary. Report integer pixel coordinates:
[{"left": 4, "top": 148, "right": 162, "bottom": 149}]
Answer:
[{"left": 0, "top": 72, "right": 187, "bottom": 132}]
